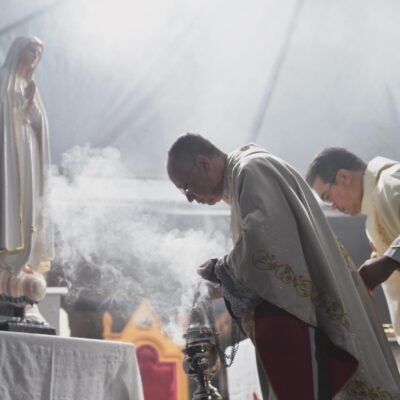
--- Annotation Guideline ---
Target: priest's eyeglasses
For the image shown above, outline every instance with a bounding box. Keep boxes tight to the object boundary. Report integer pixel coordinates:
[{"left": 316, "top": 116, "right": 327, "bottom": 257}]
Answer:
[
  {"left": 178, "top": 163, "right": 198, "bottom": 199},
  {"left": 180, "top": 184, "right": 191, "bottom": 196},
  {"left": 320, "top": 175, "right": 337, "bottom": 204},
  {"left": 179, "top": 181, "right": 196, "bottom": 202}
]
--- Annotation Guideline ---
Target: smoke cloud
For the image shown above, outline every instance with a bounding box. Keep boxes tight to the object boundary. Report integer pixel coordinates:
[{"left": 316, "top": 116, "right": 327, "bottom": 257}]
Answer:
[{"left": 49, "top": 145, "right": 229, "bottom": 341}]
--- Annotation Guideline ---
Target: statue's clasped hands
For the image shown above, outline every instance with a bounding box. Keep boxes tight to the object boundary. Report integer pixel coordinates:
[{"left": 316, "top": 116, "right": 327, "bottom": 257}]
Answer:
[{"left": 24, "top": 80, "right": 36, "bottom": 106}]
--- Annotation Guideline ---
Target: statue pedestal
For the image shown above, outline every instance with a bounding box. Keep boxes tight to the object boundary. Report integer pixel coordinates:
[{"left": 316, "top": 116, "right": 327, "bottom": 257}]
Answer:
[
  {"left": 0, "top": 320, "right": 56, "bottom": 335},
  {"left": 0, "top": 303, "right": 24, "bottom": 319},
  {"left": 0, "top": 304, "right": 56, "bottom": 335}
]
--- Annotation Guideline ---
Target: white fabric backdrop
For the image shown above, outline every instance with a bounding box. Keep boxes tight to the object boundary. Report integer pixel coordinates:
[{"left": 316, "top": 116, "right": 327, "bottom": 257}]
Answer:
[{"left": 1, "top": 0, "right": 400, "bottom": 178}]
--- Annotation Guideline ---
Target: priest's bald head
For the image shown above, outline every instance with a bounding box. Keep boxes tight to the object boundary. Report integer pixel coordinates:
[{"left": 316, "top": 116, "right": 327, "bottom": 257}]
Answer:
[{"left": 167, "top": 133, "right": 227, "bottom": 205}]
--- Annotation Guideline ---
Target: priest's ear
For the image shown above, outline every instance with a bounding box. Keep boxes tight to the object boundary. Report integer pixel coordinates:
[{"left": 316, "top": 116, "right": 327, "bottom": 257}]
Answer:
[
  {"left": 336, "top": 168, "right": 354, "bottom": 186},
  {"left": 195, "top": 154, "right": 211, "bottom": 174}
]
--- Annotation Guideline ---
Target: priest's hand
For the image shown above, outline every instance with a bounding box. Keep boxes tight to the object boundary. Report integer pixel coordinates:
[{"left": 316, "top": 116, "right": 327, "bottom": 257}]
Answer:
[
  {"left": 205, "top": 281, "right": 223, "bottom": 299},
  {"left": 358, "top": 256, "right": 399, "bottom": 290},
  {"left": 197, "top": 258, "right": 220, "bottom": 284}
]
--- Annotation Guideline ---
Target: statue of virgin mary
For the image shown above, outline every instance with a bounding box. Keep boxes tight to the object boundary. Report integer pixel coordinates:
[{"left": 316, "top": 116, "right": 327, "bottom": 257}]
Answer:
[{"left": 0, "top": 36, "right": 53, "bottom": 308}]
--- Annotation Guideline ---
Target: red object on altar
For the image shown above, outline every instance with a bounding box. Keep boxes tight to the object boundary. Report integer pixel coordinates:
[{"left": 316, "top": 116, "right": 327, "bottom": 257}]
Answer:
[
  {"left": 103, "top": 302, "right": 189, "bottom": 400},
  {"left": 137, "top": 345, "right": 177, "bottom": 400}
]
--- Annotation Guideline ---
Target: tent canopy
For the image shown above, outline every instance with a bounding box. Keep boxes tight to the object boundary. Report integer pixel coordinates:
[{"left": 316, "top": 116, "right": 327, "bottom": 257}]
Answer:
[{"left": 1, "top": 0, "right": 400, "bottom": 180}]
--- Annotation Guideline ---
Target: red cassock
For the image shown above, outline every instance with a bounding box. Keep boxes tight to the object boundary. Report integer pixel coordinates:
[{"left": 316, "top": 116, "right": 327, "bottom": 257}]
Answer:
[{"left": 253, "top": 302, "right": 357, "bottom": 400}]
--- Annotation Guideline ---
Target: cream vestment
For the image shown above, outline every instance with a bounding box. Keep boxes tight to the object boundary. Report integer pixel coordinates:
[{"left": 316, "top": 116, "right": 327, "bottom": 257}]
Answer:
[{"left": 361, "top": 156, "right": 400, "bottom": 339}]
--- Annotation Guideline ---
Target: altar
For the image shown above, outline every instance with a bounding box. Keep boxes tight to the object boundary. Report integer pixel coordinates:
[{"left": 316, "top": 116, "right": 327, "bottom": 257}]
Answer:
[{"left": 0, "top": 331, "right": 144, "bottom": 400}]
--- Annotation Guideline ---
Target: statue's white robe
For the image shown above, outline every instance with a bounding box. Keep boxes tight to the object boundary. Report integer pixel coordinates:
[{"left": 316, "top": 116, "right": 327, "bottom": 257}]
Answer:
[{"left": 0, "top": 38, "right": 53, "bottom": 276}]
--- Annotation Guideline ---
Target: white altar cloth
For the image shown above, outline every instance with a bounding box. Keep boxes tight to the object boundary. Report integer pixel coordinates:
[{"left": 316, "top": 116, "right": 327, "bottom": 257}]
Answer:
[{"left": 0, "top": 331, "right": 144, "bottom": 400}]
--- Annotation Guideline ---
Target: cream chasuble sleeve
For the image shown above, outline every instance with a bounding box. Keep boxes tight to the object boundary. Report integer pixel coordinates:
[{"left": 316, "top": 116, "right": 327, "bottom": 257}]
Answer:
[
  {"left": 376, "top": 166, "right": 400, "bottom": 262},
  {"left": 366, "top": 161, "right": 400, "bottom": 343}
]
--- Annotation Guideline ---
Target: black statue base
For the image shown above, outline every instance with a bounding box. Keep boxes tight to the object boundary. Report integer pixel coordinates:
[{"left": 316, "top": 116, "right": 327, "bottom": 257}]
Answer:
[
  {"left": 0, "top": 304, "right": 56, "bottom": 335},
  {"left": 0, "top": 320, "right": 56, "bottom": 335},
  {"left": 0, "top": 304, "right": 24, "bottom": 318}
]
